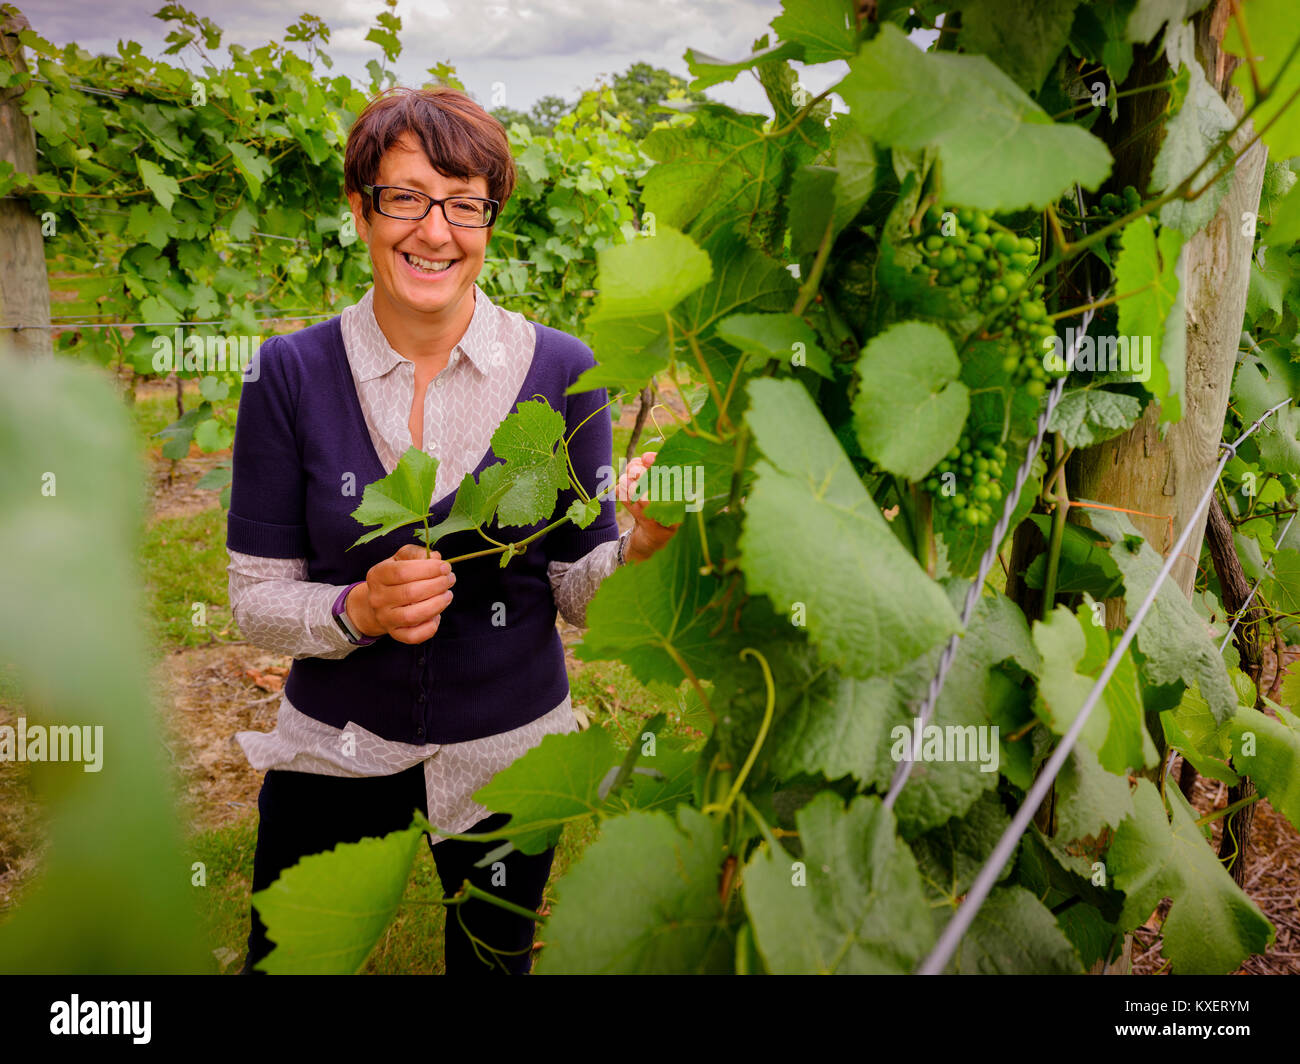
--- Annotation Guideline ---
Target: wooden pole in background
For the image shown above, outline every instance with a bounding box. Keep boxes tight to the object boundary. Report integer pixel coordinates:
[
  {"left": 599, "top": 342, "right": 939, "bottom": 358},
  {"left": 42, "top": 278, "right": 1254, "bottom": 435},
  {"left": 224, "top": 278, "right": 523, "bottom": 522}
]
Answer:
[{"left": 0, "top": 7, "right": 52, "bottom": 360}]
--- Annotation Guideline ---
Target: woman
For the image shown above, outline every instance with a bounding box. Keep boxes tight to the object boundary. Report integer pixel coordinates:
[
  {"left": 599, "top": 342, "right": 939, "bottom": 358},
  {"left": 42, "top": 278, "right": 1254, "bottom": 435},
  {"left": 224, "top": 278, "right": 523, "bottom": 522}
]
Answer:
[{"left": 226, "top": 86, "right": 677, "bottom": 975}]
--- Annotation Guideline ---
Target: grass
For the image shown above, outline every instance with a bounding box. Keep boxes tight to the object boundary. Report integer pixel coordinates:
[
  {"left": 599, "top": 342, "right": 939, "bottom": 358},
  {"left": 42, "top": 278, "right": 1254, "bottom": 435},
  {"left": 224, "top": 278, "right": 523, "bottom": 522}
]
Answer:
[{"left": 140, "top": 507, "right": 240, "bottom": 648}]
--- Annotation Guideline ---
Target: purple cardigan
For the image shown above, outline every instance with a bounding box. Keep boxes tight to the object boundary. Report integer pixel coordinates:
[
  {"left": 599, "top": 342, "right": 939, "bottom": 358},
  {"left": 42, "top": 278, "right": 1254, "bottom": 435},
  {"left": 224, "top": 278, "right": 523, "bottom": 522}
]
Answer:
[{"left": 225, "top": 315, "right": 619, "bottom": 744}]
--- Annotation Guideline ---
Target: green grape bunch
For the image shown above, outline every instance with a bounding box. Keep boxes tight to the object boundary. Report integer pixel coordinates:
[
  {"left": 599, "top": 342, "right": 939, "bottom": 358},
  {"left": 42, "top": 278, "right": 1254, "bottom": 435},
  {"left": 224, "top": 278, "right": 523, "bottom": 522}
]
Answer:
[
  {"left": 912, "top": 206, "right": 1059, "bottom": 396},
  {"left": 1093, "top": 185, "right": 1141, "bottom": 258},
  {"left": 925, "top": 435, "right": 1007, "bottom": 528}
]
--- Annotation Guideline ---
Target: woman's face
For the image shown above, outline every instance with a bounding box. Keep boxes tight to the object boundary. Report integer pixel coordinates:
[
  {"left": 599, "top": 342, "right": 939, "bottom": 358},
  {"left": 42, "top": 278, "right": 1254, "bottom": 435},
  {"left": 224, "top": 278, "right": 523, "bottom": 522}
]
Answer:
[{"left": 349, "top": 131, "right": 491, "bottom": 325}]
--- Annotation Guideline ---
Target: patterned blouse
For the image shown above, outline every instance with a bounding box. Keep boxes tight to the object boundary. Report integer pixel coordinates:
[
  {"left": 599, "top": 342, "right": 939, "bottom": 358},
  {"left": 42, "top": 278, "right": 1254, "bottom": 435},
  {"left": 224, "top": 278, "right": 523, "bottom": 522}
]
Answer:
[{"left": 228, "top": 284, "right": 629, "bottom": 843}]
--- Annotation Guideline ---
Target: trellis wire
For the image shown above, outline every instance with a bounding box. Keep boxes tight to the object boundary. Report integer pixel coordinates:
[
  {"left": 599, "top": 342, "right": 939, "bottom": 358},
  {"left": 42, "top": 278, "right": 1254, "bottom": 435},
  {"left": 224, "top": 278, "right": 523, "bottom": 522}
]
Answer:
[
  {"left": 884, "top": 183, "right": 1098, "bottom": 812},
  {"left": 1218, "top": 509, "right": 1298, "bottom": 652},
  {"left": 917, "top": 394, "right": 1294, "bottom": 975},
  {"left": 1159, "top": 505, "right": 1295, "bottom": 792},
  {"left": 2, "top": 314, "right": 335, "bottom": 330}
]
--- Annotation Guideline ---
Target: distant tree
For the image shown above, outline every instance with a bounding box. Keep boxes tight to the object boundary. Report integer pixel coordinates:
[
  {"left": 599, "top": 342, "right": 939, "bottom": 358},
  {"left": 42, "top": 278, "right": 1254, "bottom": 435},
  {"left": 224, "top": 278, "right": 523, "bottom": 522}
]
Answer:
[
  {"left": 608, "top": 62, "right": 709, "bottom": 139},
  {"left": 525, "top": 94, "right": 570, "bottom": 135},
  {"left": 488, "top": 105, "right": 532, "bottom": 132}
]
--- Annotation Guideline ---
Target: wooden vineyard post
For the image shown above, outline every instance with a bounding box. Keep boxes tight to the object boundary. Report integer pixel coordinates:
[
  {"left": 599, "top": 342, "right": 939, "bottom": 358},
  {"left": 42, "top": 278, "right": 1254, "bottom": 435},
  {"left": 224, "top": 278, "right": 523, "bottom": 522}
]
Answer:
[{"left": 0, "top": 7, "right": 51, "bottom": 361}]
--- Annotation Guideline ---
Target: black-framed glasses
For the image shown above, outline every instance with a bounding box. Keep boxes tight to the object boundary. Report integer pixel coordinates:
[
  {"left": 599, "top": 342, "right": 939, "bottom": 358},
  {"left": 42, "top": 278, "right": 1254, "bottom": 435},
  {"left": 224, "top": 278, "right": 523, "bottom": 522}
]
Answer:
[{"left": 361, "top": 184, "right": 499, "bottom": 227}]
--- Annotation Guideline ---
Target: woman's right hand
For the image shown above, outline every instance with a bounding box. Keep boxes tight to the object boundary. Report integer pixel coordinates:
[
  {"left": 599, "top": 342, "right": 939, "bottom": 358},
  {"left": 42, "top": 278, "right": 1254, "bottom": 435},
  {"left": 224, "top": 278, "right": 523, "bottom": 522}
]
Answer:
[{"left": 345, "top": 543, "right": 456, "bottom": 644}]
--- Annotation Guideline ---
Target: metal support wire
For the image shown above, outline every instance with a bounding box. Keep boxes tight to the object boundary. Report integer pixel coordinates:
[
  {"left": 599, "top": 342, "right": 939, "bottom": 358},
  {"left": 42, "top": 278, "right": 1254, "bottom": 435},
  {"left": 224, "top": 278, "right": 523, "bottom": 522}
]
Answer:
[
  {"left": 1218, "top": 509, "right": 1298, "bottom": 653},
  {"left": 917, "top": 395, "right": 1294, "bottom": 975}
]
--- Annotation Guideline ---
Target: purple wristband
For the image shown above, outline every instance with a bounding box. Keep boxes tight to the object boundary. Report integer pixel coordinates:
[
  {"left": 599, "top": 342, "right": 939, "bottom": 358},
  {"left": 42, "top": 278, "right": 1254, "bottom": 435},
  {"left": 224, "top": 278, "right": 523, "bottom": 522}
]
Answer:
[{"left": 333, "top": 580, "right": 378, "bottom": 645}]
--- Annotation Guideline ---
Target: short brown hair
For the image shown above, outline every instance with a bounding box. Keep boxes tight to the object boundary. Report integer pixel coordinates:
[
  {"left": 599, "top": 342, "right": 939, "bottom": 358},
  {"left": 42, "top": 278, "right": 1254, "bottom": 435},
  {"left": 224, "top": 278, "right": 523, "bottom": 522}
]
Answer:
[{"left": 343, "top": 87, "right": 516, "bottom": 219}]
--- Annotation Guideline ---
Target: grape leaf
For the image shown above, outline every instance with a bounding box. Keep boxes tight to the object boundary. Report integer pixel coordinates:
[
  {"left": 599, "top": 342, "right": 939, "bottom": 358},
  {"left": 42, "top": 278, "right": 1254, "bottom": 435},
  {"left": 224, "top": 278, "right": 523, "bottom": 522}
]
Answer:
[
  {"left": 1022, "top": 515, "right": 1123, "bottom": 598},
  {"left": 1047, "top": 387, "right": 1143, "bottom": 448},
  {"left": 565, "top": 497, "right": 601, "bottom": 529},
  {"left": 488, "top": 398, "right": 570, "bottom": 526},
  {"left": 787, "top": 165, "right": 837, "bottom": 258},
  {"left": 829, "top": 122, "right": 877, "bottom": 236},
  {"left": 1231, "top": 348, "right": 1300, "bottom": 476},
  {"left": 1056, "top": 742, "right": 1136, "bottom": 843},
  {"left": 1108, "top": 779, "right": 1273, "bottom": 973},
  {"left": 1115, "top": 215, "right": 1186, "bottom": 422},
  {"left": 959, "top": 0, "right": 1081, "bottom": 94},
  {"left": 638, "top": 429, "right": 746, "bottom": 525},
  {"left": 743, "top": 793, "right": 936, "bottom": 974},
  {"left": 1125, "top": 0, "right": 1212, "bottom": 43},
  {"left": 419, "top": 463, "right": 510, "bottom": 545},
  {"left": 886, "top": 594, "right": 1041, "bottom": 838},
  {"left": 535, "top": 807, "right": 732, "bottom": 974},
  {"left": 470, "top": 727, "right": 619, "bottom": 853},
  {"left": 852, "top": 321, "right": 969, "bottom": 482},
  {"left": 228, "top": 141, "right": 271, "bottom": 199},
  {"left": 566, "top": 226, "right": 712, "bottom": 396},
  {"left": 1229, "top": 704, "right": 1300, "bottom": 833},
  {"left": 137, "top": 157, "right": 180, "bottom": 210},
  {"left": 740, "top": 377, "right": 962, "bottom": 678},
  {"left": 835, "top": 23, "right": 1112, "bottom": 210},
  {"left": 685, "top": 39, "right": 806, "bottom": 92},
  {"left": 1032, "top": 603, "right": 1158, "bottom": 774},
  {"left": 716, "top": 311, "right": 832, "bottom": 379},
  {"left": 1085, "top": 509, "right": 1238, "bottom": 724},
  {"left": 1161, "top": 686, "right": 1240, "bottom": 786},
  {"left": 349, "top": 445, "right": 440, "bottom": 547},
  {"left": 470, "top": 726, "right": 701, "bottom": 855},
  {"left": 252, "top": 825, "right": 425, "bottom": 974},
  {"left": 1152, "top": 24, "right": 1236, "bottom": 234},
  {"left": 1224, "top": 0, "right": 1300, "bottom": 159},
  {"left": 641, "top": 106, "right": 791, "bottom": 246},
  {"left": 1264, "top": 549, "right": 1300, "bottom": 617},
  {"left": 771, "top": 0, "right": 860, "bottom": 63},
  {"left": 576, "top": 508, "right": 722, "bottom": 686},
  {"left": 944, "top": 885, "right": 1084, "bottom": 974},
  {"left": 909, "top": 791, "right": 1016, "bottom": 904},
  {"left": 1070, "top": 0, "right": 1138, "bottom": 84}
]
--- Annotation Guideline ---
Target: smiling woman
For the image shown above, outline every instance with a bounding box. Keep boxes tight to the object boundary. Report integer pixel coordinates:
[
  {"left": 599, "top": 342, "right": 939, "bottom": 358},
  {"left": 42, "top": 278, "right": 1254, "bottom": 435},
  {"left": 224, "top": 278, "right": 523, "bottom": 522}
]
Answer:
[{"left": 224, "top": 86, "right": 679, "bottom": 975}]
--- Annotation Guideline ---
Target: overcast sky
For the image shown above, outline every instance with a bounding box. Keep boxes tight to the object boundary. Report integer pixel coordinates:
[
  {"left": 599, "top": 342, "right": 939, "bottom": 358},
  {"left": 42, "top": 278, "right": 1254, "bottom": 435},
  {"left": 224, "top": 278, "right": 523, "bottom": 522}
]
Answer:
[{"left": 15, "top": 0, "right": 870, "bottom": 117}]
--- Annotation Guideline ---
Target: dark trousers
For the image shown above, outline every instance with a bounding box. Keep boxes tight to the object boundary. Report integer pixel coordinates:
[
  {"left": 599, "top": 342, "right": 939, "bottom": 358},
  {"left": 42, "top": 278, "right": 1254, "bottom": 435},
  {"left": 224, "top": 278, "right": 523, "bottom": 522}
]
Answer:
[{"left": 242, "top": 762, "right": 555, "bottom": 974}]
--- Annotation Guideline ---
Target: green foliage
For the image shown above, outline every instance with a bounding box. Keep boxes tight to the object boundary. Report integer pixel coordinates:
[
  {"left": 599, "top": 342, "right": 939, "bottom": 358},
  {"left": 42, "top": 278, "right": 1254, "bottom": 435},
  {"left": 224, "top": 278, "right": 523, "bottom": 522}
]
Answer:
[
  {"left": 1109, "top": 780, "right": 1273, "bottom": 974},
  {"left": 3, "top": 7, "right": 640, "bottom": 502},
  {"left": 252, "top": 826, "right": 425, "bottom": 974},
  {"left": 837, "top": 23, "right": 1111, "bottom": 210},
  {"left": 0, "top": 349, "right": 205, "bottom": 972},
  {"left": 19, "top": 0, "right": 1300, "bottom": 977}
]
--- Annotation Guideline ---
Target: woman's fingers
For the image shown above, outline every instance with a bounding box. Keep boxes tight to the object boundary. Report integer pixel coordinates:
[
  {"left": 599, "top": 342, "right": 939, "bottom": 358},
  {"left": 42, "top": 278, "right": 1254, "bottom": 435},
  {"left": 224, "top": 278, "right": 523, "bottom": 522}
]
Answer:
[{"left": 389, "top": 613, "right": 443, "bottom": 644}]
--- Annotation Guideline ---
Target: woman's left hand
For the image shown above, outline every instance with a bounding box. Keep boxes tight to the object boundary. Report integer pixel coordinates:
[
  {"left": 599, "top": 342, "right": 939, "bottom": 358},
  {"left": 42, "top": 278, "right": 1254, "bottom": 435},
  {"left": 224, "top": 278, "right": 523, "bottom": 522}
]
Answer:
[{"left": 616, "top": 451, "right": 680, "bottom": 563}]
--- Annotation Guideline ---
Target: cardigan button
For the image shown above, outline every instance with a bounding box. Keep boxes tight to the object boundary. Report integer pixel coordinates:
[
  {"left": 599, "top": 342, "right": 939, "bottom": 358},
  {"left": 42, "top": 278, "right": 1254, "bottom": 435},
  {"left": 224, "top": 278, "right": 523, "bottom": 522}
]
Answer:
[
  {"left": 416, "top": 655, "right": 425, "bottom": 667},
  {"left": 416, "top": 725, "right": 425, "bottom": 738}
]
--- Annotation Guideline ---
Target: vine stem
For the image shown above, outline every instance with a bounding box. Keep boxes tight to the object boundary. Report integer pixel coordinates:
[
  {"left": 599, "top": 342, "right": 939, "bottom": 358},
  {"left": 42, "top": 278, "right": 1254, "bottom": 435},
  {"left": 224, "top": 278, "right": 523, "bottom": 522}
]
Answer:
[
  {"left": 765, "top": 87, "right": 833, "bottom": 138},
  {"left": 1045, "top": 281, "right": 1156, "bottom": 321},
  {"left": 701, "top": 648, "right": 775, "bottom": 818},
  {"left": 443, "top": 880, "right": 550, "bottom": 923},
  {"left": 687, "top": 332, "right": 733, "bottom": 436},
  {"left": 793, "top": 210, "right": 836, "bottom": 317},
  {"left": 1195, "top": 792, "right": 1262, "bottom": 828},
  {"left": 663, "top": 642, "right": 716, "bottom": 726},
  {"left": 1040, "top": 433, "right": 1068, "bottom": 617},
  {"left": 440, "top": 512, "right": 571, "bottom": 564}
]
